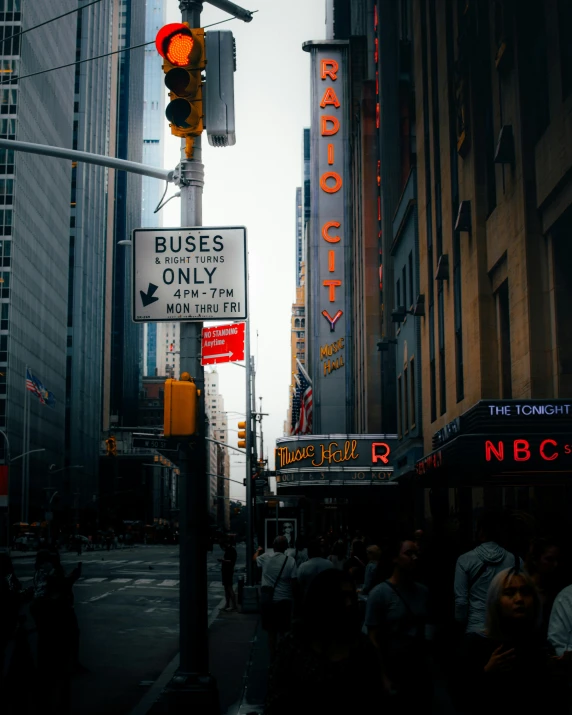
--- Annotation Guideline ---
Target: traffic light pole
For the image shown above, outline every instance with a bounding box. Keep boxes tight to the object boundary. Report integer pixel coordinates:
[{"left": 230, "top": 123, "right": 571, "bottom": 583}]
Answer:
[{"left": 164, "top": 1, "right": 217, "bottom": 709}]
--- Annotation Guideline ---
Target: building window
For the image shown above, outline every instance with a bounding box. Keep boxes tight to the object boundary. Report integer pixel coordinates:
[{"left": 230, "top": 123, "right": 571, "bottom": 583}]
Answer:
[
  {"left": 396, "top": 278, "right": 401, "bottom": 308},
  {"left": 421, "top": 0, "right": 436, "bottom": 423},
  {"left": 529, "top": 0, "right": 550, "bottom": 141},
  {"left": 403, "top": 364, "right": 409, "bottom": 434},
  {"left": 410, "top": 357, "right": 416, "bottom": 428},
  {"left": 497, "top": 280, "right": 512, "bottom": 398},
  {"left": 402, "top": 265, "right": 407, "bottom": 309},
  {"left": 397, "top": 375, "right": 402, "bottom": 438},
  {"left": 408, "top": 252, "right": 414, "bottom": 305},
  {"left": 446, "top": 1, "right": 464, "bottom": 402}
]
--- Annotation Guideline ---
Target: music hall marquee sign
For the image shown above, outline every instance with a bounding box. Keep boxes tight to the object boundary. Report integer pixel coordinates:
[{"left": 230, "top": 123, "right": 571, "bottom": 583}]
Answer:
[{"left": 276, "top": 435, "right": 398, "bottom": 487}]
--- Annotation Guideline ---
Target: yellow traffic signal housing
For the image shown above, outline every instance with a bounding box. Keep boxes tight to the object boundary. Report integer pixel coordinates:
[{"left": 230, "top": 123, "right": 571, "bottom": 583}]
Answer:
[
  {"left": 164, "top": 373, "right": 200, "bottom": 437},
  {"left": 237, "top": 420, "right": 246, "bottom": 449},
  {"left": 156, "top": 23, "right": 205, "bottom": 158},
  {"left": 106, "top": 435, "right": 117, "bottom": 457}
]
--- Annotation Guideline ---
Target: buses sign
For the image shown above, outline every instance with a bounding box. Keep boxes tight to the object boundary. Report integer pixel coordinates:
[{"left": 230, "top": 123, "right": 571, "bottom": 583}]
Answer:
[{"left": 132, "top": 226, "right": 247, "bottom": 323}]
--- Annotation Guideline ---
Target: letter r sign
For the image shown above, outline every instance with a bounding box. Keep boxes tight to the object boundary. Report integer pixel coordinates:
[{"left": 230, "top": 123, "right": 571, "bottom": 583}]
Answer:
[{"left": 372, "top": 442, "right": 391, "bottom": 465}]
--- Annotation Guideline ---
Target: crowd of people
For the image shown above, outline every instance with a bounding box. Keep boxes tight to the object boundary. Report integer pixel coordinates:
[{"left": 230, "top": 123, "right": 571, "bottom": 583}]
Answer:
[
  {"left": 0, "top": 548, "right": 86, "bottom": 713},
  {"left": 253, "top": 511, "right": 572, "bottom": 715}
]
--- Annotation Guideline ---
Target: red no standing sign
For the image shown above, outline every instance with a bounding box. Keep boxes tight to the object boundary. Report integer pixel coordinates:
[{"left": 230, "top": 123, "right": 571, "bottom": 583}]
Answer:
[{"left": 201, "top": 322, "right": 245, "bottom": 366}]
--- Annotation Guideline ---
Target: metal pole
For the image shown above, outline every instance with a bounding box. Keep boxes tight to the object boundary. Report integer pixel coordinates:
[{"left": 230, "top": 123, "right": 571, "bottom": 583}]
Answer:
[
  {"left": 259, "top": 397, "right": 264, "bottom": 465},
  {"left": 0, "top": 430, "right": 10, "bottom": 549},
  {"left": 245, "top": 319, "right": 253, "bottom": 585},
  {"left": 0, "top": 138, "right": 173, "bottom": 182},
  {"left": 176, "top": 0, "right": 212, "bottom": 689}
]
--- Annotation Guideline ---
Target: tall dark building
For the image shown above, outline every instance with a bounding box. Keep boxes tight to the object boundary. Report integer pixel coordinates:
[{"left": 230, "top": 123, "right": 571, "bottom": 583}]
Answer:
[{"left": 109, "top": 0, "right": 145, "bottom": 427}]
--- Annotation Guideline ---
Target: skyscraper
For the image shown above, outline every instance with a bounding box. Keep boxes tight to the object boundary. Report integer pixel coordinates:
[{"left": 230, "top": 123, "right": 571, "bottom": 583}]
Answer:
[
  {"left": 108, "top": 0, "right": 145, "bottom": 426},
  {"left": 66, "top": 0, "right": 118, "bottom": 528},
  {"left": 142, "top": 0, "right": 167, "bottom": 379},
  {"left": 1, "top": 0, "right": 75, "bottom": 529}
]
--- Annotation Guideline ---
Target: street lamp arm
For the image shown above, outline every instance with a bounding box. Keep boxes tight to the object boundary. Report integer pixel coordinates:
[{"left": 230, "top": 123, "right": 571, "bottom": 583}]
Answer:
[
  {"left": 10, "top": 448, "right": 46, "bottom": 463},
  {"left": 48, "top": 464, "right": 84, "bottom": 474},
  {"left": 205, "top": 437, "right": 245, "bottom": 454}
]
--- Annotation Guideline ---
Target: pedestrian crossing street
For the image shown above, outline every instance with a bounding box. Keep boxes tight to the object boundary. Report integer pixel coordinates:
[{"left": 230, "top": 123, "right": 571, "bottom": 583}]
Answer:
[
  {"left": 57, "top": 559, "right": 180, "bottom": 567},
  {"left": 17, "top": 573, "right": 227, "bottom": 590}
]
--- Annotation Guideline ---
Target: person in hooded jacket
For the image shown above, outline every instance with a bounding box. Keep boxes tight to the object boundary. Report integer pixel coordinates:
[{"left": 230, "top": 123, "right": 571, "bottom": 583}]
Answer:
[{"left": 454, "top": 510, "right": 522, "bottom": 635}]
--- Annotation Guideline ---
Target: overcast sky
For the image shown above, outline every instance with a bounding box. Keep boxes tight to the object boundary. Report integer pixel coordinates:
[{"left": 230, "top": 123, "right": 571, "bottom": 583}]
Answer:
[{"left": 163, "top": 0, "right": 325, "bottom": 500}]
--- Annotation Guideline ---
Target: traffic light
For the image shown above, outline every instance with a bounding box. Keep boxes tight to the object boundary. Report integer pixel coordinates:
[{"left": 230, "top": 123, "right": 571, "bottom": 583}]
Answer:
[
  {"left": 155, "top": 22, "right": 206, "bottom": 159},
  {"left": 237, "top": 421, "right": 246, "bottom": 449},
  {"left": 164, "top": 372, "right": 200, "bottom": 437},
  {"left": 105, "top": 435, "right": 117, "bottom": 457}
]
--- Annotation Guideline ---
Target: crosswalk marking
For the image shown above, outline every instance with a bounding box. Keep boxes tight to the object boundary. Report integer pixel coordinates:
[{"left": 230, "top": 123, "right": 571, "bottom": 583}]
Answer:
[
  {"left": 157, "top": 579, "right": 179, "bottom": 587},
  {"left": 155, "top": 561, "right": 178, "bottom": 566},
  {"left": 133, "top": 579, "right": 154, "bottom": 585},
  {"left": 84, "top": 577, "right": 106, "bottom": 583},
  {"left": 129, "top": 561, "right": 143, "bottom": 565},
  {"left": 110, "top": 578, "right": 132, "bottom": 583}
]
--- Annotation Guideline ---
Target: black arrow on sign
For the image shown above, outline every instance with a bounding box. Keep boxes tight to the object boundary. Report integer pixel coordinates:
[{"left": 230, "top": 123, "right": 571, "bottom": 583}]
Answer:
[{"left": 140, "top": 283, "right": 159, "bottom": 307}]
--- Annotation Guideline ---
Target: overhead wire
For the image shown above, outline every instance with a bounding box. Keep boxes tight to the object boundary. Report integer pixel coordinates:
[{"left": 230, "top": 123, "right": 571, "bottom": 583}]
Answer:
[
  {"left": 0, "top": 9, "right": 259, "bottom": 86},
  {"left": 0, "top": 0, "right": 103, "bottom": 47}
]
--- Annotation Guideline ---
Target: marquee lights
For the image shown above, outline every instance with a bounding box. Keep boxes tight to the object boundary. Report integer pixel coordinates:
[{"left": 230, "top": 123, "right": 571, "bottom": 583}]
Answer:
[
  {"left": 485, "top": 438, "right": 567, "bottom": 462},
  {"left": 318, "top": 58, "right": 345, "bottom": 332}
]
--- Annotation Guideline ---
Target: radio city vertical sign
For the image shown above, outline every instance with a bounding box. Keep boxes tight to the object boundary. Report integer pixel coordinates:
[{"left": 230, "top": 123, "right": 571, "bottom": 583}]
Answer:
[{"left": 303, "top": 40, "right": 351, "bottom": 434}]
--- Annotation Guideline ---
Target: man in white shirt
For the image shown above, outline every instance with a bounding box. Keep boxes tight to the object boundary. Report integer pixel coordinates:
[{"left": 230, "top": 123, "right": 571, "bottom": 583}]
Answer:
[
  {"left": 548, "top": 583, "right": 572, "bottom": 656},
  {"left": 254, "top": 535, "right": 297, "bottom": 658},
  {"left": 296, "top": 539, "right": 334, "bottom": 596}
]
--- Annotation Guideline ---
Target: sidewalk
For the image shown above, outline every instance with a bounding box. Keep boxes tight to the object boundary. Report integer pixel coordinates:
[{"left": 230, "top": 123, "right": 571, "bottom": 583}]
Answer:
[{"left": 135, "top": 606, "right": 268, "bottom": 715}]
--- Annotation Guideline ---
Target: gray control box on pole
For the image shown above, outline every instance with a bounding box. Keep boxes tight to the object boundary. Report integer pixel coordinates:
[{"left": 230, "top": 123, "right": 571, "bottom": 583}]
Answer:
[{"left": 205, "top": 30, "right": 236, "bottom": 147}]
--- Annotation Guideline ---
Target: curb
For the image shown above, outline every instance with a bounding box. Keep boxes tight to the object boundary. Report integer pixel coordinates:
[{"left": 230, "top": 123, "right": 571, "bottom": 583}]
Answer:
[{"left": 129, "top": 597, "right": 227, "bottom": 715}]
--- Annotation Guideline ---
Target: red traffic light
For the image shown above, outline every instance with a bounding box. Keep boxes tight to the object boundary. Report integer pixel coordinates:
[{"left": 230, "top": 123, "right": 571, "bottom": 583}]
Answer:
[{"left": 155, "top": 23, "right": 194, "bottom": 67}]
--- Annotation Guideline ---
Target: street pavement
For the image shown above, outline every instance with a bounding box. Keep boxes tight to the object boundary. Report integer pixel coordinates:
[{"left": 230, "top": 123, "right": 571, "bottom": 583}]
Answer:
[{"left": 11, "top": 542, "right": 247, "bottom": 715}]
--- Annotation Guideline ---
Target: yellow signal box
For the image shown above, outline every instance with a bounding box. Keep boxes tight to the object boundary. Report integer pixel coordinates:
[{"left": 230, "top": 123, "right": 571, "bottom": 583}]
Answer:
[{"left": 164, "top": 372, "right": 200, "bottom": 437}]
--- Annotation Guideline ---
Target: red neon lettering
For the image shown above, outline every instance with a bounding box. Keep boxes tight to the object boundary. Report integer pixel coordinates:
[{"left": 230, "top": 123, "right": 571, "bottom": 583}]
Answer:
[
  {"left": 320, "top": 87, "right": 341, "bottom": 108},
  {"left": 372, "top": 442, "right": 391, "bottom": 465},
  {"left": 327, "top": 143, "right": 334, "bottom": 165},
  {"left": 323, "top": 279, "right": 342, "bottom": 302},
  {"left": 321, "top": 115, "right": 340, "bottom": 136},
  {"left": 320, "top": 171, "right": 343, "bottom": 194},
  {"left": 540, "top": 439, "right": 559, "bottom": 461},
  {"left": 321, "top": 59, "right": 339, "bottom": 81},
  {"left": 485, "top": 440, "right": 504, "bottom": 462},
  {"left": 513, "top": 439, "right": 530, "bottom": 462},
  {"left": 322, "top": 221, "right": 341, "bottom": 243}
]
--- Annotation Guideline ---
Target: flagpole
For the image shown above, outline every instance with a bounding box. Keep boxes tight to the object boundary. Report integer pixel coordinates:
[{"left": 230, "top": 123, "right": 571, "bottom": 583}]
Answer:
[
  {"left": 25, "top": 381, "right": 31, "bottom": 522},
  {"left": 22, "top": 367, "right": 28, "bottom": 522}
]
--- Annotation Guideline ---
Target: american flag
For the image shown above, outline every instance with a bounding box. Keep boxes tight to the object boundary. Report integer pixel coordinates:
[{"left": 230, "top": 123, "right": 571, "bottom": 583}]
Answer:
[
  {"left": 291, "top": 362, "right": 313, "bottom": 435},
  {"left": 26, "top": 368, "right": 56, "bottom": 408}
]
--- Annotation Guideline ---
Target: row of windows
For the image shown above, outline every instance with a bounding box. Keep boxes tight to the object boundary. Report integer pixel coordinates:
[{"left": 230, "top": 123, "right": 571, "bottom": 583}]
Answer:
[
  {"left": 395, "top": 251, "right": 414, "bottom": 308},
  {"left": 397, "top": 357, "right": 416, "bottom": 438},
  {"left": 0, "top": 25, "right": 19, "bottom": 56},
  {"left": 0, "top": 0, "right": 21, "bottom": 12}
]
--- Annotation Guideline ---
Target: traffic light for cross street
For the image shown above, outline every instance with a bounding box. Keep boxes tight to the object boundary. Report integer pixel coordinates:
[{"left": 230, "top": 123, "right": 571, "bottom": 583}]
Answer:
[
  {"left": 164, "top": 372, "right": 200, "bottom": 437},
  {"left": 105, "top": 435, "right": 117, "bottom": 457},
  {"left": 237, "top": 421, "right": 246, "bottom": 449},
  {"left": 156, "top": 22, "right": 205, "bottom": 159}
]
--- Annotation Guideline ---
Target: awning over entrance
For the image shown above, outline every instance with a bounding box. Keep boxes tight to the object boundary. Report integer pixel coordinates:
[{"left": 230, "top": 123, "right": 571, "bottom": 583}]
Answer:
[{"left": 414, "top": 399, "right": 572, "bottom": 486}]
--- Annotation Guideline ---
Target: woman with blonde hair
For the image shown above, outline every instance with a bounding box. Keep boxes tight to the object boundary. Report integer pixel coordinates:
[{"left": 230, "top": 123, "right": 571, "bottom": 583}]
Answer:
[{"left": 457, "top": 566, "right": 567, "bottom": 714}]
